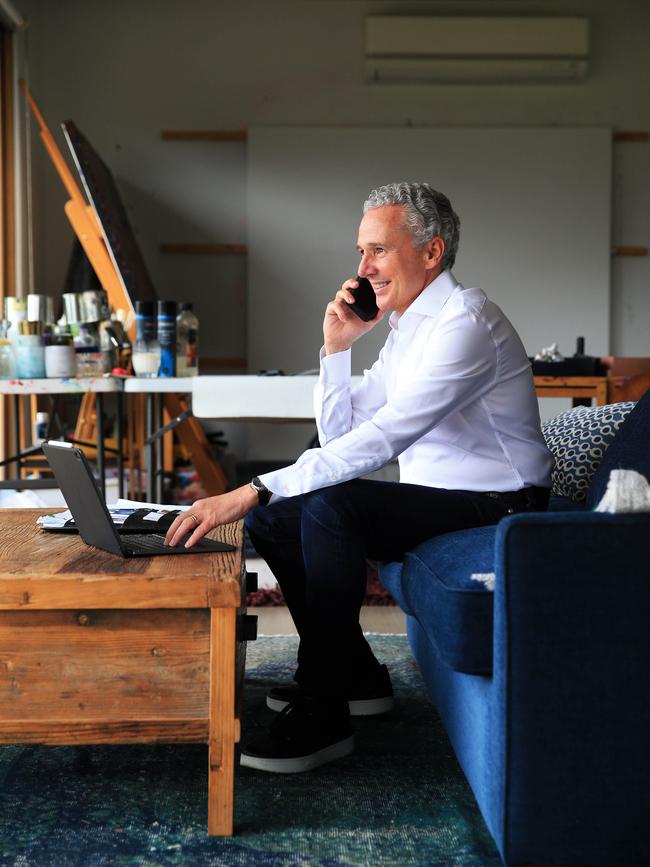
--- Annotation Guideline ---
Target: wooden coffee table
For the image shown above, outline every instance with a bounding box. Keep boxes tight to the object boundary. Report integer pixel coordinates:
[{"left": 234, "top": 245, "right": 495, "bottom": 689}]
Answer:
[{"left": 0, "top": 508, "right": 247, "bottom": 835}]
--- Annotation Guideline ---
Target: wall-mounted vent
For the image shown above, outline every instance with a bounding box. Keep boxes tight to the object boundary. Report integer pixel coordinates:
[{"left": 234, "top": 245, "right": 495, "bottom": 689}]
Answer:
[{"left": 365, "top": 17, "right": 589, "bottom": 84}]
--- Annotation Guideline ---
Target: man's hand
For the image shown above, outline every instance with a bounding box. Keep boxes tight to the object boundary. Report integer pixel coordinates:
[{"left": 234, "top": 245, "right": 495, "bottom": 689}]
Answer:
[
  {"left": 323, "top": 279, "right": 384, "bottom": 356},
  {"left": 164, "top": 484, "right": 259, "bottom": 549}
]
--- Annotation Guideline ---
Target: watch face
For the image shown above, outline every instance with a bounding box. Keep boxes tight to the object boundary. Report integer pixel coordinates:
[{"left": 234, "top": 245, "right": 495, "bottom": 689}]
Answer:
[{"left": 251, "top": 477, "right": 271, "bottom": 505}]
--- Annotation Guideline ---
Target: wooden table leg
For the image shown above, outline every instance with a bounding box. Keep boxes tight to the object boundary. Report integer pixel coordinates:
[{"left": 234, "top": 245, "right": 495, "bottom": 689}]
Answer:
[{"left": 208, "top": 607, "right": 238, "bottom": 835}]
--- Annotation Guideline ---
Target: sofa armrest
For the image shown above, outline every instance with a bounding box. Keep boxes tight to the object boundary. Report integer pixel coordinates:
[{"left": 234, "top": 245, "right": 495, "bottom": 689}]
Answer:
[{"left": 492, "top": 512, "right": 650, "bottom": 865}]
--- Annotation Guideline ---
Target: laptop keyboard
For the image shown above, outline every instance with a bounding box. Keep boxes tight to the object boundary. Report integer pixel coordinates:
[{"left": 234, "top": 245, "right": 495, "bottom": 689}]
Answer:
[{"left": 125, "top": 533, "right": 170, "bottom": 552}]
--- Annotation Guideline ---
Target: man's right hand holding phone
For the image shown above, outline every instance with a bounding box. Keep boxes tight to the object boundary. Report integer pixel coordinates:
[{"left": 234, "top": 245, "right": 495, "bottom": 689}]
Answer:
[{"left": 324, "top": 277, "right": 384, "bottom": 356}]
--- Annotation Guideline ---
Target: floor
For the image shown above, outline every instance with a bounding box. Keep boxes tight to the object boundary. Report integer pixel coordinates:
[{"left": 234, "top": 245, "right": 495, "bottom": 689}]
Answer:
[
  {"left": 251, "top": 604, "right": 406, "bottom": 635},
  {"left": 247, "top": 555, "right": 406, "bottom": 635}
]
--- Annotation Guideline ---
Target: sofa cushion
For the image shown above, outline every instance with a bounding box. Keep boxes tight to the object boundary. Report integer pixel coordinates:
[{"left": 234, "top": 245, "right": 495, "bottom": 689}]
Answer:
[
  {"left": 542, "top": 402, "right": 635, "bottom": 503},
  {"left": 586, "top": 388, "right": 650, "bottom": 508},
  {"left": 379, "top": 524, "right": 497, "bottom": 675}
]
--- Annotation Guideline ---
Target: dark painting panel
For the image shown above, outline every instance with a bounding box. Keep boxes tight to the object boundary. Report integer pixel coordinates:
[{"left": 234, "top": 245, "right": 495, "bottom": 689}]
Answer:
[{"left": 62, "top": 120, "right": 158, "bottom": 304}]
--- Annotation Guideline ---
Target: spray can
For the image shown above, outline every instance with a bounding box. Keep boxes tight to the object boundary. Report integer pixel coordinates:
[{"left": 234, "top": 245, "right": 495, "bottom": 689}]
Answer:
[
  {"left": 135, "top": 300, "right": 156, "bottom": 343},
  {"left": 156, "top": 300, "right": 177, "bottom": 377}
]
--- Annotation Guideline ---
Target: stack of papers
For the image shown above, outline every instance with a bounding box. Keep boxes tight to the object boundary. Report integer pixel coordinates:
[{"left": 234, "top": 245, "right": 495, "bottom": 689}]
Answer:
[{"left": 37, "top": 498, "right": 189, "bottom": 530}]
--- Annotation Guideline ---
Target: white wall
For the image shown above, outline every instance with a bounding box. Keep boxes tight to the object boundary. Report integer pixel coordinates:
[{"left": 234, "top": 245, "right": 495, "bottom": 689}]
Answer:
[
  {"left": 13, "top": 0, "right": 650, "bottom": 458},
  {"left": 248, "top": 125, "right": 612, "bottom": 371}
]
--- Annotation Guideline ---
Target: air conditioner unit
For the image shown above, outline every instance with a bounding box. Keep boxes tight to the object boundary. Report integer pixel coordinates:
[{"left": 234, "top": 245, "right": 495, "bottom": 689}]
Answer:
[{"left": 365, "top": 17, "right": 589, "bottom": 84}]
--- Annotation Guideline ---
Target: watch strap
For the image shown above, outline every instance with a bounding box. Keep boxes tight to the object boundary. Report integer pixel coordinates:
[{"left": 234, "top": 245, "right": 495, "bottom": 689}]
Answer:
[{"left": 250, "top": 476, "right": 272, "bottom": 506}]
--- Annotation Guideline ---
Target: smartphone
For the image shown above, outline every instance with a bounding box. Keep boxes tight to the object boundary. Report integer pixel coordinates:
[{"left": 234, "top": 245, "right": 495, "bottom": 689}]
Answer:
[{"left": 347, "top": 276, "right": 379, "bottom": 321}]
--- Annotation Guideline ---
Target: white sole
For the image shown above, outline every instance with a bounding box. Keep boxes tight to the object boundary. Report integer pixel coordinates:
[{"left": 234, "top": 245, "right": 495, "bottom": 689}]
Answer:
[
  {"left": 266, "top": 694, "right": 394, "bottom": 716},
  {"left": 240, "top": 735, "right": 355, "bottom": 774}
]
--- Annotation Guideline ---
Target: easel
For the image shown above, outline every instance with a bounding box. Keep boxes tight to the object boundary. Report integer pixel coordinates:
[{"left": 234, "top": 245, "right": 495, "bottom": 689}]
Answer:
[{"left": 20, "top": 82, "right": 227, "bottom": 497}]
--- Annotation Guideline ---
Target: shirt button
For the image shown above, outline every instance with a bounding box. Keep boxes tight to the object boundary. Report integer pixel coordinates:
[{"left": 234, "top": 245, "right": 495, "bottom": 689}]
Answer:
[{"left": 330, "top": 473, "right": 338, "bottom": 481}]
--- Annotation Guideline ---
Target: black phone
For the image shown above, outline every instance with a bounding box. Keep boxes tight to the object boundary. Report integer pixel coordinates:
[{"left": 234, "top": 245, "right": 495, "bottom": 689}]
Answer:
[{"left": 347, "top": 276, "right": 379, "bottom": 321}]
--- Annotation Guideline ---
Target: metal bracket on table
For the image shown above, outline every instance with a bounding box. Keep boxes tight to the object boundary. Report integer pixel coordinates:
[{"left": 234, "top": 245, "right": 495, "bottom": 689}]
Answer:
[{"left": 144, "top": 408, "right": 192, "bottom": 445}]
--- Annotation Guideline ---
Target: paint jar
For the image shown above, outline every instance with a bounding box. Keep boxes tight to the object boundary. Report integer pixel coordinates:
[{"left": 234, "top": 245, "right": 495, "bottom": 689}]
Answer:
[
  {"left": 62, "top": 292, "right": 83, "bottom": 325},
  {"left": 27, "top": 294, "right": 54, "bottom": 324},
  {"left": 75, "top": 349, "right": 105, "bottom": 377},
  {"left": 80, "top": 290, "right": 109, "bottom": 324},
  {"left": 45, "top": 334, "right": 77, "bottom": 378},
  {"left": 15, "top": 334, "right": 46, "bottom": 379},
  {"left": 72, "top": 322, "right": 99, "bottom": 349}
]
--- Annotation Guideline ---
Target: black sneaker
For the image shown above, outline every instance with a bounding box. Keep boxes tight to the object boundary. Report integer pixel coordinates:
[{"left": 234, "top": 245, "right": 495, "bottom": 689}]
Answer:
[
  {"left": 240, "top": 697, "right": 354, "bottom": 774},
  {"left": 266, "top": 664, "right": 394, "bottom": 716}
]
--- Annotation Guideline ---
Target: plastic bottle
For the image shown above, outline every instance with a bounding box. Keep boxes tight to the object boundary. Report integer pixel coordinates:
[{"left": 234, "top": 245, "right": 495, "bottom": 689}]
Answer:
[
  {"left": 176, "top": 302, "right": 199, "bottom": 377},
  {"left": 33, "top": 411, "right": 49, "bottom": 445},
  {"left": 156, "top": 300, "right": 177, "bottom": 377}
]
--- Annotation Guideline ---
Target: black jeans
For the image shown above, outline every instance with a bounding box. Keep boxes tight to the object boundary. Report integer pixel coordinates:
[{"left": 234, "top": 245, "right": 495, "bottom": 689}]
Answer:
[{"left": 245, "top": 479, "right": 547, "bottom": 697}]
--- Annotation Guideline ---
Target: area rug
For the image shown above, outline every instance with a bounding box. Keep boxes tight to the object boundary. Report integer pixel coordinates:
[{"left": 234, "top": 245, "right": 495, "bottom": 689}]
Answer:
[
  {"left": 0, "top": 635, "right": 501, "bottom": 867},
  {"left": 246, "top": 565, "right": 394, "bottom": 607}
]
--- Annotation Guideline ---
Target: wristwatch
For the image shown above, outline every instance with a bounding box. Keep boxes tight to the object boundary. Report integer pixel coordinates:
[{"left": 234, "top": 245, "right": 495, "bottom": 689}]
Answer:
[{"left": 249, "top": 476, "right": 272, "bottom": 506}]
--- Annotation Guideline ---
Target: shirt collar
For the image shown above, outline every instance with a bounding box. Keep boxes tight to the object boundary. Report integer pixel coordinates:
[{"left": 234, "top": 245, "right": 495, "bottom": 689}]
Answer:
[{"left": 388, "top": 269, "right": 460, "bottom": 331}]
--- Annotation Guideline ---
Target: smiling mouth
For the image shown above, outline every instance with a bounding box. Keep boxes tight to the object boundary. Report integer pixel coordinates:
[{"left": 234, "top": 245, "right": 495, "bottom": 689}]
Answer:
[{"left": 372, "top": 281, "right": 390, "bottom": 292}]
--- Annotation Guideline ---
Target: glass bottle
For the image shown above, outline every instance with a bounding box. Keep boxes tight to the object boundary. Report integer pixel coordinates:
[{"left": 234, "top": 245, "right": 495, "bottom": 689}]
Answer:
[
  {"left": 176, "top": 302, "right": 199, "bottom": 377},
  {"left": 0, "top": 320, "right": 15, "bottom": 379}
]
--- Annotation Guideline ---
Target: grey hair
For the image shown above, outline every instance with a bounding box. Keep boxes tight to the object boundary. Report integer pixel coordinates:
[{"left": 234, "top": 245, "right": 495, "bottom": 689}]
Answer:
[{"left": 363, "top": 182, "right": 461, "bottom": 270}]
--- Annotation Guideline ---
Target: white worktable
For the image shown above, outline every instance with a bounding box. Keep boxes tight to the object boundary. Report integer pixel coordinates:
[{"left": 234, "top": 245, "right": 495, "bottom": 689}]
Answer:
[
  {"left": 0, "top": 376, "right": 121, "bottom": 395},
  {"left": 123, "top": 376, "right": 193, "bottom": 394},
  {"left": 192, "top": 375, "right": 363, "bottom": 421}
]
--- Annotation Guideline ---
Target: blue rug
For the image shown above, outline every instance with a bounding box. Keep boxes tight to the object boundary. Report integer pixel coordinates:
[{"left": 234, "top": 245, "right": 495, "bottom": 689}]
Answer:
[{"left": 0, "top": 635, "right": 501, "bottom": 866}]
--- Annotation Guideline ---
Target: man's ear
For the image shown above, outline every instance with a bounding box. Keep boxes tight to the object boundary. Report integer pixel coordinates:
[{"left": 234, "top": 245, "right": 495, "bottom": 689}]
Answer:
[{"left": 425, "top": 236, "right": 445, "bottom": 270}]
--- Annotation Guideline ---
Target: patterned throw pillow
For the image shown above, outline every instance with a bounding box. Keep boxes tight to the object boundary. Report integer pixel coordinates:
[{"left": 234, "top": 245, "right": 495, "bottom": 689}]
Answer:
[{"left": 542, "top": 402, "right": 636, "bottom": 502}]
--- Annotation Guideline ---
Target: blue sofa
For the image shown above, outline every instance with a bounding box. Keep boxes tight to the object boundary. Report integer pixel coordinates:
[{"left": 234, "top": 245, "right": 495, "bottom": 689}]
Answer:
[{"left": 380, "top": 389, "right": 650, "bottom": 867}]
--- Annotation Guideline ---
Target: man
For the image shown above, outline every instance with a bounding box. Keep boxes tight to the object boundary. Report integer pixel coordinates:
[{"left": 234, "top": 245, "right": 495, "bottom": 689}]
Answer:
[{"left": 165, "top": 182, "right": 553, "bottom": 774}]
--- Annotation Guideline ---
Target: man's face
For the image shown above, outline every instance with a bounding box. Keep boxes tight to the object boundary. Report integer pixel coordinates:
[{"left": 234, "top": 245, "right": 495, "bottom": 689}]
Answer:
[{"left": 356, "top": 205, "right": 443, "bottom": 316}]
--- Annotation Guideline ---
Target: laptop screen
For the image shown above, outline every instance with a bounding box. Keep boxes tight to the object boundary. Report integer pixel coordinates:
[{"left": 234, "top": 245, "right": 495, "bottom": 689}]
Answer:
[{"left": 42, "top": 441, "right": 124, "bottom": 555}]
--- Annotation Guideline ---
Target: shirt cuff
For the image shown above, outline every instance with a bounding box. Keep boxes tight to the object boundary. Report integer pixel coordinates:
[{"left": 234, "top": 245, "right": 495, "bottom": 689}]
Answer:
[
  {"left": 319, "top": 346, "right": 351, "bottom": 383},
  {"left": 257, "top": 467, "right": 292, "bottom": 500}
]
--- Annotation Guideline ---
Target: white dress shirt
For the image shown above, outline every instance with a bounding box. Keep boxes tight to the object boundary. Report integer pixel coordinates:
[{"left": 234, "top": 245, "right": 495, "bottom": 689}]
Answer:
[{"left": 259, "top": 270, "right": 553, "bottom": 498}]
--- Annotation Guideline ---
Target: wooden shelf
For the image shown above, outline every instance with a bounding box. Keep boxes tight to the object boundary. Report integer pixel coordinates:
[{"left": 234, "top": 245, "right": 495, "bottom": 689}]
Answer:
[
  {"left": 161, "top": 130, "right": 247, "bottom": 142},
  {"left": 611, "top": 246, "right": 648, "bottom": 257},
  {"left": 160, "top": 243, "right": 247, "bottom": 255},
  {"left": 613, "top": 131, "right": 648, "bottom": 142},
  {"left": 162, "top": 130, "right": 647, "bottom": 144}
]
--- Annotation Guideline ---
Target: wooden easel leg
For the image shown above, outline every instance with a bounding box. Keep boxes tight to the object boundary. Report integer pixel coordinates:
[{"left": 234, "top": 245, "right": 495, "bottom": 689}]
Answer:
[
  {"left": 164, "top": 393, "right": 227, "bottom": 496},
  {"left": 74, "top": 392, "right": 97, "bottom": 447},
  {"left": 208, "top": 607, "right": 237, "bottom": 836}
]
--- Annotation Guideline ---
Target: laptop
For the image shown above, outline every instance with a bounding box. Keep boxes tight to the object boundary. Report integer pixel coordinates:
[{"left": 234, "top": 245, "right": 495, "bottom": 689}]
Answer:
[{"left": 42, "top": 440, "right": 236, "bottom": 558}]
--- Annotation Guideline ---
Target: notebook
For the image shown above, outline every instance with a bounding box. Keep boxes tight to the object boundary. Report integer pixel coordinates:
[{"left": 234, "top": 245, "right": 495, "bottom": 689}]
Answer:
[{"left": 41, "top": 441, "right": 235, "bottom": 558}]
